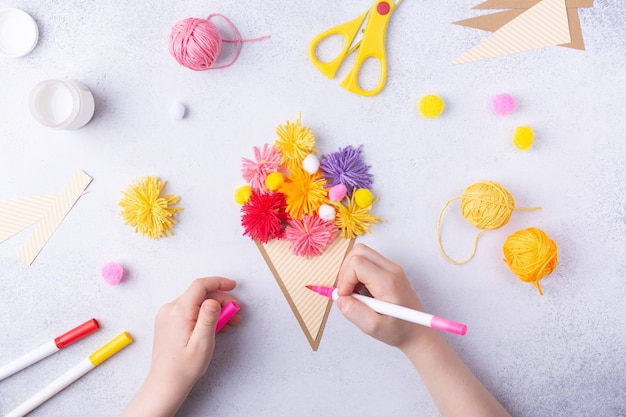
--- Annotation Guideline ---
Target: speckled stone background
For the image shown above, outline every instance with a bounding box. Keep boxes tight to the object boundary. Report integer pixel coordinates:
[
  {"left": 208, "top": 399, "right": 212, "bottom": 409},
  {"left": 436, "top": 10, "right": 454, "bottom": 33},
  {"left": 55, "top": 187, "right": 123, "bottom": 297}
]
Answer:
[{"left": 1, "top": 1, "right": 625, "bottom": 416}]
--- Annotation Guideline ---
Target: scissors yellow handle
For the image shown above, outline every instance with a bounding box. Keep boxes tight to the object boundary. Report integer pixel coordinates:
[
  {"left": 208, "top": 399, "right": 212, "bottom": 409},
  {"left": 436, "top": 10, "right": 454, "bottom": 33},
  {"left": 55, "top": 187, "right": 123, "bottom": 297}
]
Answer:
[{"left": 308, "top": 1, "right": 399, "bottom": 97}]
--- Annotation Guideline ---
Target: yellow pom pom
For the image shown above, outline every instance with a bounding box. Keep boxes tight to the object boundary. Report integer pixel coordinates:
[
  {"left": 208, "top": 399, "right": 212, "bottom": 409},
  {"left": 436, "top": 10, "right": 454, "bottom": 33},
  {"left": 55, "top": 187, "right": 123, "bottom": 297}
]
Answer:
[
  {"left": 418, "top": 94, "right": 445, "bottom": 118},
  {"left": 265, "top": 172, "right": 284, "bottom": 191},
  {"left": 513, "top": 126, "right": 534, "bottom": 151},
  {"left": 354, "top": 188, "right": 373, "bottom": 208},
  {"left": 234, "top": 185, "right": 252, "bottom": 205},
  {"left": 119, "top": 176, "right": 183, "bottom": 239},
  {"left": 503, "top": 227, "right": 558, "bottom": 296}
]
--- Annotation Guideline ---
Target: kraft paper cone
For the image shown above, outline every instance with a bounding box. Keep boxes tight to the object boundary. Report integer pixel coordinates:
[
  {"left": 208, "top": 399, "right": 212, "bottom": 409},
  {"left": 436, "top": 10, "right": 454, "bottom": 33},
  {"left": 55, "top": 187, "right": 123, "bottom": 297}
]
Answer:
[
  {"left": 453, "top": 0, "right": 571, "bottom": 64},
  {"left": 256, "top": 232, "right": 355, "bottom": 351}
]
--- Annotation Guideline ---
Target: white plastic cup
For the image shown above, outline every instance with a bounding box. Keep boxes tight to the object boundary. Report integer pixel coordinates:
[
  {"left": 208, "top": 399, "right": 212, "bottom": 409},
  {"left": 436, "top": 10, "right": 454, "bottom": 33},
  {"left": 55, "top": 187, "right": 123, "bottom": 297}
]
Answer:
[
  {"left": 0, "top": 8, "right": 39, "bottom": 57},
  {"left": 29, "top": 79, "right": 95, "bottom": 129}
]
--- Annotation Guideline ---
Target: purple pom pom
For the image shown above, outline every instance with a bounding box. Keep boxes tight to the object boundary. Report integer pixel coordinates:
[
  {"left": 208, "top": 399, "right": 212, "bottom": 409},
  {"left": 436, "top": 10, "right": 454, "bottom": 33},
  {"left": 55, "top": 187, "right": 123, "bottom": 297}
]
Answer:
[{"left": 320, "top": 145, "right": 373, "bottom": 196}]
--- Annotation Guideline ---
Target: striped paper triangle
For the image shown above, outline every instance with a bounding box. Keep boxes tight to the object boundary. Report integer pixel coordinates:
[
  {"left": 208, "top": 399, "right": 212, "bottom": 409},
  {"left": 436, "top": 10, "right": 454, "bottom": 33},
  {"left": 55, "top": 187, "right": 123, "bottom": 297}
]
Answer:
[
  {"left": 453, "top": 0, "right": 571, "bottom": 64},
  {"left": 256, "top": 233, "right": 355, "bottom": 351},
  {"left": 0, "top": 170, "right": 92, "bottom": 265}
]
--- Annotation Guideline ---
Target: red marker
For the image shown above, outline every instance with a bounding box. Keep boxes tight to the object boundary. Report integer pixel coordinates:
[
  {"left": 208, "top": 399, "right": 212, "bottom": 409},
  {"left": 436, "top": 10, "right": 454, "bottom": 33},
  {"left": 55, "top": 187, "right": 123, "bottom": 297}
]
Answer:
[{"left": 0, "top": 318, "right": 99, "bottom": 381}]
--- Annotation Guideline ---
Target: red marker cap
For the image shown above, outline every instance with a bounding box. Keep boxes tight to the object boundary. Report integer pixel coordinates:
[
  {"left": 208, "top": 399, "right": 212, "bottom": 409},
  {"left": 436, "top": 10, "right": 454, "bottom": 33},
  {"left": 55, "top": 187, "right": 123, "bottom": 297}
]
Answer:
[{"left": 54, "top": 318, "right": 100, "bottom": 349}]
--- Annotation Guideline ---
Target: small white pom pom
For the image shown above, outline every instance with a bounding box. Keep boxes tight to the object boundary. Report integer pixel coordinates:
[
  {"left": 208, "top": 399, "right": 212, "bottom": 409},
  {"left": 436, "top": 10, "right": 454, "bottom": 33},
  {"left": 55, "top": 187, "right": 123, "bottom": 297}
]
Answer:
[
  {"left": 302, "top": 154, "right": 320, "bottom": 175},
  {"left": 318, "top": 204, "right": 336, "bottom": 221},
  {"left": 169, "top": 101, "right": 186, "bottom": 121}
]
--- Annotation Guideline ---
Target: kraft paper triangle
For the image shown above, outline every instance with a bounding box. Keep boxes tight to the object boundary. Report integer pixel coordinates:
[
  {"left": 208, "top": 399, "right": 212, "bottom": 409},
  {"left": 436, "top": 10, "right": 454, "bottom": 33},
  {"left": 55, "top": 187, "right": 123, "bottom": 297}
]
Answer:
[
  {"left": 453, "top": 0, "right": 593, "bottom": 64},
  {"left": 256, "top": 233, "right": 355, "bottom": 351},
  {"left": 0, "top": 170, "right": 92, "bottom": 265}
]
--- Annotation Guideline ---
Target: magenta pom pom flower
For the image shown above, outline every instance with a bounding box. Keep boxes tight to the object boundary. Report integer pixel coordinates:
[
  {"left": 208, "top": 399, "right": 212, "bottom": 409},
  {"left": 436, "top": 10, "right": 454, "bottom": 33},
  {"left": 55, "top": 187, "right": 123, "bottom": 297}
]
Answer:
[
  {"left": 241, "top": 144, "right": 284, "bottom": 192},
  {"left": 320, "top": 145, "right": 373, "bottom": 195},
  {"left": 285, "top": 215, "right": 337, "bottom": 258}
]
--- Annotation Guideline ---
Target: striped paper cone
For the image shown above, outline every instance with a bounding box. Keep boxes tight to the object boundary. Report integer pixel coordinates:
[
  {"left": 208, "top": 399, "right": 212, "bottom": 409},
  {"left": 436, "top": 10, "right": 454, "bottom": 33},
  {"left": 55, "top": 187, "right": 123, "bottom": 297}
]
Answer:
[
  {"left": 17, "top": 170, "right": 92, "bottom": 265},
  {"left": 256, "top": 232, "right": 355, "bottom": 351},
  {"left": 453, "top": 0, "right": 571, "bottom": 64}
]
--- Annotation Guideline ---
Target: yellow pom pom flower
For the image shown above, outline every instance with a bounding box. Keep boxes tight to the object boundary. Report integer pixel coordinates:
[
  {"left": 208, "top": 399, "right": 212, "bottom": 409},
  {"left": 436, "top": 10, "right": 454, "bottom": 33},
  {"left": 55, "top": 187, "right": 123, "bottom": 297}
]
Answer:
[
  {"left": 119, "top": 176, "right": 183, "bottom": 239},
  {"left": 281, "top": 167, "right": 328, "bottom": 220},
  {"left": 334, "top": 193, "right": 381, "bottom": 239},
  {"left": 275, "top": 115, "right": 318, "bottom": 171}
]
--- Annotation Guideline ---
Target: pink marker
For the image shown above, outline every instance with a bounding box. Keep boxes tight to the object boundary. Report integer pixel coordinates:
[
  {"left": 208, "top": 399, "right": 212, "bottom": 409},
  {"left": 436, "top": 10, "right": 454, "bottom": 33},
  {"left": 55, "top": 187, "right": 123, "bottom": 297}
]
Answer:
[
  {"left": 306, "top": 286, "right": 467, "bottom": 336},
  {"left": 215, "top": 301, "right": 240, "bottom": 333},
  {"left": 0, "top": 318, "right": 100, "bottom": 381}
]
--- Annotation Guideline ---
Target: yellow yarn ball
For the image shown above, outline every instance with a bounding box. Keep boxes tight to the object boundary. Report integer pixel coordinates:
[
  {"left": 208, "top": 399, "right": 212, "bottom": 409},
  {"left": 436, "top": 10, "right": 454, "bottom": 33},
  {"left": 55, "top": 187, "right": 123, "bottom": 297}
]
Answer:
[
  {"left": 418, "top": 94, "right": 445, "bottom": 118},
  {"left": 503, "top": 227, "right": 558, "bottom": 296},
  {"left": 460, "top": 181, "right": 515, "bottom": 230},
  {"left": 265, "top": 172, "right": 284, "bottom": 191},
  {"left": 234, "top": 185, "right": 252, "bottom": 205},
  {"left": 354, "top": 188, "right": 373, "bottom": 208},
  {"left": 513, "top": 126, "right": 534, "bottom": 151}
]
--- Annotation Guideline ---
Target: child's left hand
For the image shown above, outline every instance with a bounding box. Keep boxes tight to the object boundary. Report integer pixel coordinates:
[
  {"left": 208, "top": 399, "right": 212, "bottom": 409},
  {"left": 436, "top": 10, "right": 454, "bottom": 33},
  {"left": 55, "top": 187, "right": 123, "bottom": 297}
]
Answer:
[{"left": 120, "top": 277, "right": 241, "bottom": 417}]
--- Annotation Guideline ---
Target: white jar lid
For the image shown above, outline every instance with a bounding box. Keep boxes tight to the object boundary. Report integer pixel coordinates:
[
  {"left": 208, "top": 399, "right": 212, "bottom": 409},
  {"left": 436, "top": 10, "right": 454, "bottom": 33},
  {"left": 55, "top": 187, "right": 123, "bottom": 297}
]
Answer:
[{"left": 0, "top": 8, "right": 39, "bottom": 57}]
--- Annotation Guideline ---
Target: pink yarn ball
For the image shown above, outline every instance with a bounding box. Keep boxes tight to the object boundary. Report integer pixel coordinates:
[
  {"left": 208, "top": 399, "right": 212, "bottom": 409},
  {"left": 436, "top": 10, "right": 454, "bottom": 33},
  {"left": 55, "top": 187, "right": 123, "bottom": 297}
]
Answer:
[
  {"left": 102, "top": 262, "right": 125, "bottom": 286},
  {"left": 492, "top": 93, "right": 516, "bottom": 116},
  {"left": 169, "top": 17, "right": 223, "bottom": 71},
  {"left": 329, "top": 184, "right": 348, "bottom": 202}
]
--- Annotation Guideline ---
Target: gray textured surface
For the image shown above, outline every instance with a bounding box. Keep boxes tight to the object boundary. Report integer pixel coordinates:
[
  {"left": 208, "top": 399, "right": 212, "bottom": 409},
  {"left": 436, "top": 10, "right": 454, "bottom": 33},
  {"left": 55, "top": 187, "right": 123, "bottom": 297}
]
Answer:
[{"left": 1, "top": 1, "right": 625, "bottom": 416}]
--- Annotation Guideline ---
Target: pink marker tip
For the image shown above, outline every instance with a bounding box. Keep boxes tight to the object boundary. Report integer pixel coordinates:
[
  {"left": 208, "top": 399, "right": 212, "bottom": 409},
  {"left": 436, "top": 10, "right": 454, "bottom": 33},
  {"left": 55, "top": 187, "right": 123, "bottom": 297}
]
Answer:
[
  {"left": 305, "top": 285, "right": 335, "bottom": 299},
  {"left": 431, "top": 316, "right": 467, "bottom": 336}
]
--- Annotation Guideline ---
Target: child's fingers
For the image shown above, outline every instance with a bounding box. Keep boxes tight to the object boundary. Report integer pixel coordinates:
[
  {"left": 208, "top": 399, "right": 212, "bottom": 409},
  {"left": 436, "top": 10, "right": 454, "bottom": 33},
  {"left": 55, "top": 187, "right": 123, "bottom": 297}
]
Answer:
[
  {"left": 178, "top": 277, "right": 237, "bottom": 307},
  {"left": 337, "top": 252, "right": 397, "bottom": 298},
  {"left": 348, "top": 244, "right": 398, "bottom": 271},
  {"left": 336, "top": 295, "right": 388, "bottom": 337}
]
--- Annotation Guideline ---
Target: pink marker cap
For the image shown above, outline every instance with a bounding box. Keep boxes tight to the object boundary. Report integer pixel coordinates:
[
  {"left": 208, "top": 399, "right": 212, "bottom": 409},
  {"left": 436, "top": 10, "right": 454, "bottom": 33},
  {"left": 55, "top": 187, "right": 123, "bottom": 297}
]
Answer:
[
  {"left": 431, "top": 316, "right": 467, "bottom": 336},
  {"left": 215, "top": 301, "right": 240, "bottom": 333},
  {"left": 54, "top": 318, "right": 100, "bottom": 349}
]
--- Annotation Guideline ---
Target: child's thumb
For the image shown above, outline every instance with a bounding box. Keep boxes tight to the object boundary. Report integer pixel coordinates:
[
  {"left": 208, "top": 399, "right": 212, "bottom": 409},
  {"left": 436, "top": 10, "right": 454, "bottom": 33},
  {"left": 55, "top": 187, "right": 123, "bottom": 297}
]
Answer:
[{"left": 190, "top": 299, "right": 221, "bottom": 350}]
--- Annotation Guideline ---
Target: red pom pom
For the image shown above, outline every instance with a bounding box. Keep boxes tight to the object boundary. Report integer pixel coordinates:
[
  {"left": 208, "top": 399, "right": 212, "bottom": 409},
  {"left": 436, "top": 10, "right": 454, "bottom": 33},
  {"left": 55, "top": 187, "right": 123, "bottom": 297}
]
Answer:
[{"left": 241, "top": 191, "right": 288, "bottom": 243}]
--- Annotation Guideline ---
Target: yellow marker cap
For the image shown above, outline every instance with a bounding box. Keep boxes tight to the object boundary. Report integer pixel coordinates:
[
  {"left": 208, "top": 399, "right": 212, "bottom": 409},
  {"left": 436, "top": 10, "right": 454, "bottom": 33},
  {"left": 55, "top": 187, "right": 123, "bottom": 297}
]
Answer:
[{"left": 88, "top": 331, "right": 133, "bottom": 367}]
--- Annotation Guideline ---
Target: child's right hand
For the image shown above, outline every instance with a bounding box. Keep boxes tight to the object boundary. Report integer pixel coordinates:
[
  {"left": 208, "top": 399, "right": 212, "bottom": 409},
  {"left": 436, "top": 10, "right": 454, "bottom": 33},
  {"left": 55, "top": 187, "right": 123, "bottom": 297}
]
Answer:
[{"left": 336, "top": 244, "right": 430, "bottom": 351}]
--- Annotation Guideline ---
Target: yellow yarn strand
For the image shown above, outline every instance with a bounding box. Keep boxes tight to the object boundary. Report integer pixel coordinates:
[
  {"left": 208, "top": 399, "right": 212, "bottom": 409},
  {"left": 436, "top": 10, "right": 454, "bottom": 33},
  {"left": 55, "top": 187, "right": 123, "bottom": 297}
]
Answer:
[
  {"left": 503, "top": 227, "right": 558, "bottom": 296},
  {"left": 119, "top": 177, "right": 183, "bottom": 239},
  {"left": 334, "top": 194, "right": 381, "bottom": 239},
  {"left": 437, "top": 181, "right": 541, "bottom": 265},
  {"left": 274, "top": 114, "right": 318, "bottom": 171}
]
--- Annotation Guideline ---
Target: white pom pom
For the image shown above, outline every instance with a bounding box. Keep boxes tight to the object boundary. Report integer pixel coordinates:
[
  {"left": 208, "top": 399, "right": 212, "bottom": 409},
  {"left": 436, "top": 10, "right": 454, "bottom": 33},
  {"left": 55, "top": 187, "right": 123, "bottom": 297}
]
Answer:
[
  {"left": 169, "top": 101, "right": 186, "bottom": 121},
  {"left": 302, "top": 154, "right": 320, "bottom": 175},
  {"left": 318, "top": 204, "right": 336, "bottom": 221}
]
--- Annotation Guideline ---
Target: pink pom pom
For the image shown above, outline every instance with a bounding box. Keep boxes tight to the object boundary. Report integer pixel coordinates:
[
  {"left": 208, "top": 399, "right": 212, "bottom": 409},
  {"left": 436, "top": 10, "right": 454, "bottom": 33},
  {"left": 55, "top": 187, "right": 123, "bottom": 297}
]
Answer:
[
  {"left": 492, "top": 93, "right": 516, "bottom": 116},
  {"left": 328, "top": 184, "right": 347, "bottom": 202},
  {"left": 102, "top": 262, "right": 125, "bottom": 286}
]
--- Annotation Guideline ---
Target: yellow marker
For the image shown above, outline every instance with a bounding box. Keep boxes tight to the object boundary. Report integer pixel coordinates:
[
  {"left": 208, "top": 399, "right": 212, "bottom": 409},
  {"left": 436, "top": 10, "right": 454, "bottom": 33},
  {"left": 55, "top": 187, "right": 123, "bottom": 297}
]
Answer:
[{"left": 6, "top": 332, "right": 133, "bottom": 417}]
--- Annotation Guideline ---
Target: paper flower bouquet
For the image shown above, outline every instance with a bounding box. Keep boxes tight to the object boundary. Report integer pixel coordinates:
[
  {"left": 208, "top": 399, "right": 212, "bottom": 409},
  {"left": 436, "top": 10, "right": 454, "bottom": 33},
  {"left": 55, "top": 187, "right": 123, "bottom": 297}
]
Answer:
[{"left": 235, "top": 115, "right": 380, "bottom": 350}]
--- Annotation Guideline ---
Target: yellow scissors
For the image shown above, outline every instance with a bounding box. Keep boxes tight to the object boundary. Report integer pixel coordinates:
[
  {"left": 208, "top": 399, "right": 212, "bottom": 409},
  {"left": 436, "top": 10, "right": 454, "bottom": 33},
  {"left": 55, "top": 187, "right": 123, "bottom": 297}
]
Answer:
[{"left": 308, "top": 0, "right": 401, "bottom": 97}]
